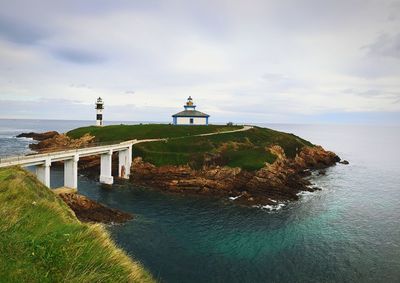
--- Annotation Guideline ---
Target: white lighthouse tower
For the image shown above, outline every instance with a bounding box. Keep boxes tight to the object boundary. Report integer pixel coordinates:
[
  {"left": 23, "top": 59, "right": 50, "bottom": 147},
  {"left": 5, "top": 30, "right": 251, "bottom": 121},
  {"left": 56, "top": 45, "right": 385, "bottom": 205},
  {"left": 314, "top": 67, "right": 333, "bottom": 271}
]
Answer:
[{"left": 95, "top": 97, "right": 104, "bottom": 126}]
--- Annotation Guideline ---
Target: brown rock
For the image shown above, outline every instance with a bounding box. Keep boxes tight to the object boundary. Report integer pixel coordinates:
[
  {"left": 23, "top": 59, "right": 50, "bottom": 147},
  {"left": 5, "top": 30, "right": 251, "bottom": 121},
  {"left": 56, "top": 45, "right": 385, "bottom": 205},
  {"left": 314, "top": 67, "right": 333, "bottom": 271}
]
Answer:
[
  {"left": 58, "top": 193, "right": 133, "bottom": 223},
  {"left": 17, "top": 131, "right": 59, "bottom": 141},
  {"left": 294, "top": 146, "right": 339, "bottom": 169},
  {"left": 29, "top": 133, "right": 95, "bottom": 153},
  {"left": 128, "top": 145, "right": 340, "bottom": 206}
]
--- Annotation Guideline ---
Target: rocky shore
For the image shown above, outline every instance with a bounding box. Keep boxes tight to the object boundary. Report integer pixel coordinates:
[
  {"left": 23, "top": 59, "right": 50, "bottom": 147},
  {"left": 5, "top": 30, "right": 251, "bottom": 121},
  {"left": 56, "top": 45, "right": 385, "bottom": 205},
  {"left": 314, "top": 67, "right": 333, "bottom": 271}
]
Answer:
[
  {"left": 25, "top": 131, "right": 96, "bottom": 152},
  {"left": 17, "top": 131, "right": 59, "bottom": 141},
  {"left": 21, "top": 130, "right": 344, "bottom": 208},
  {"left": 130, "top": 145, "right": 341, "bottom": 206},
  {"left": 58, "top": 192, "right": 133, "bottom": 223}
]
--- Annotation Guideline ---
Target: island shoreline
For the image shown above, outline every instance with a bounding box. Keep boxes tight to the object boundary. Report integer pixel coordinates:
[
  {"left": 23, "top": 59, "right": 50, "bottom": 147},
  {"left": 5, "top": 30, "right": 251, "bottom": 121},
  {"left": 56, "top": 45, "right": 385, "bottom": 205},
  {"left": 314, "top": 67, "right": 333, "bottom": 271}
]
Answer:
[{"left": 17, "top": 125, "right": 344, "bottom": 212}]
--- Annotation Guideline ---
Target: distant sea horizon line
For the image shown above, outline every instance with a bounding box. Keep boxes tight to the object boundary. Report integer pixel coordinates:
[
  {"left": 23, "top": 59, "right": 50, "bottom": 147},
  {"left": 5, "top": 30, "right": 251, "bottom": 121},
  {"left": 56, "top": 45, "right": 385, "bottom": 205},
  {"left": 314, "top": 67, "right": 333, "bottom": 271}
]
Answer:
[{"left": 0, "top": 117, "right": 399, "bottom": 127}]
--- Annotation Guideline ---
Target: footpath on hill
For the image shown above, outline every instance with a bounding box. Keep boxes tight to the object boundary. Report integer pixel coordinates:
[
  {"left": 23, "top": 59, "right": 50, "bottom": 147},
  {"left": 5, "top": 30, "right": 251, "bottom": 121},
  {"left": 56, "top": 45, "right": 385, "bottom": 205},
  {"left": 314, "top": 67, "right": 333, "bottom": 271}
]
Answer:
[{"left": 134, "top": 125, "right": 253, "bottom": 145}]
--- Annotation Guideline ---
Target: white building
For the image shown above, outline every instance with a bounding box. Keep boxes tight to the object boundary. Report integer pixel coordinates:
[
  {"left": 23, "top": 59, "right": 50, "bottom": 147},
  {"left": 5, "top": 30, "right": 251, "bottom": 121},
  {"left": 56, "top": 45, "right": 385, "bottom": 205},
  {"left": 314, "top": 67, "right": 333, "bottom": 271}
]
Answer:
[{"left": 172, "top": 96, "right": 210, "bottom": 125}]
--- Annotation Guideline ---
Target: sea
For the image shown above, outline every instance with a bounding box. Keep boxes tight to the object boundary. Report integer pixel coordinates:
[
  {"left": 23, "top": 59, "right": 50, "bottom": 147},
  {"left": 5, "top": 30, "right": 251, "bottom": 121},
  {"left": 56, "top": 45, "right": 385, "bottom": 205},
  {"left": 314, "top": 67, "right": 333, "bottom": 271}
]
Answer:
[{"left": 0, "top": 119, "right": 399, "bottom": 283}]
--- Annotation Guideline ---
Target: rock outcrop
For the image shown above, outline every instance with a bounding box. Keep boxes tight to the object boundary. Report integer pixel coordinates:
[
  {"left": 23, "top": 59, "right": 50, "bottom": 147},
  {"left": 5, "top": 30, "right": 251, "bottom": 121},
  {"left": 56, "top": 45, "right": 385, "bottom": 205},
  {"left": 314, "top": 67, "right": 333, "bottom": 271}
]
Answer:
[
  {"left": 29, "top": 133, "right": 95, "bottom": 152},
  {"left": 17, "top": 131, "right": 59, "bottom": 141},
  {"left": 59, "top": 193, "right": 133, "bottom": 223},
  {"left": 130, "top": 145, "right": 340, "bottom": 206},
  {"left": 130, "top": 158, "right": 251, "bottom": 196}
]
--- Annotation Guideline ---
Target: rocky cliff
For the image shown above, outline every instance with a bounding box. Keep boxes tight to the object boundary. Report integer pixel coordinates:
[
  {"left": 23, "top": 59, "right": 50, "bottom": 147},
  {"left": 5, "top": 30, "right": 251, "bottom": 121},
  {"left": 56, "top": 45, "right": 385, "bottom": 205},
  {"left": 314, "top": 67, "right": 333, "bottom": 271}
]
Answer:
[
  {"left": 17, "top": 131, "right": 59, "bottom": 141},
  {"left": 29, "top": 132, "right": 95, "bottom": 152},
  {"left": 130, "top": 145, "right": 340, "bottom": 206},
  {"left": 58, "top": 192, "right": 133, "bottom": 223}
]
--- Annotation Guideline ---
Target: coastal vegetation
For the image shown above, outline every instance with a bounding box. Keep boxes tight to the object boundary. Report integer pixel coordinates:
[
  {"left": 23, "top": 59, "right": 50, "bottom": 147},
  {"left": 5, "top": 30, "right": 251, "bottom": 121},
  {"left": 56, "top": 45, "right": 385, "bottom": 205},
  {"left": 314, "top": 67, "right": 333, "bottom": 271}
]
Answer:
[
  {"left": 0, "top": 167, "right": 154, "bottom": 283},
  {"left": 67, "top": 124, "right": 241, "bottom": 142},
  {"left": 68, "top": 124, "right": 313, "bottom": 171},
  {"left": 132, "top": 126, "right": 313, "bottom": 170}
]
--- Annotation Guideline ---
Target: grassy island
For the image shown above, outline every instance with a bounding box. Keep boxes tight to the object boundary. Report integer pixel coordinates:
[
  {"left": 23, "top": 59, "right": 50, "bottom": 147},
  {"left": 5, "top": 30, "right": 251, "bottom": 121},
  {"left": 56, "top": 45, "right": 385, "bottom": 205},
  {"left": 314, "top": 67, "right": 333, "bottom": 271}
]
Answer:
[
  {"left": 67, "top": 124, "right": 313, "bottom": 171},
  {"left": 0, "top": 167, "right": 154, "bottom": 283},
  {"left": 67, "top": 124, "right": 241, "bottom": 141}
]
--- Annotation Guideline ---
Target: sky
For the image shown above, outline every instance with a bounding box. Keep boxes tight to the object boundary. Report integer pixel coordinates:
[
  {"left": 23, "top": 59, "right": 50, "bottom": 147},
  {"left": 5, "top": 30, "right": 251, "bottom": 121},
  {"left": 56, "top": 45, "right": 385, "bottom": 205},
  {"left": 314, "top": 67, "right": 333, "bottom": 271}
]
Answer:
[{"left": 0, "top": 0, "right": 399, "bottom": 124}]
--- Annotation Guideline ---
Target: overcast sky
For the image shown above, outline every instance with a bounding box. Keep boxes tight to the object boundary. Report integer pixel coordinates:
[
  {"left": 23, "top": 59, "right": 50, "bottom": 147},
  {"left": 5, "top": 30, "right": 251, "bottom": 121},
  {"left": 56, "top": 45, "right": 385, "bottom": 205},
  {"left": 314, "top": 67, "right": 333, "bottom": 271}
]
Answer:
[{"left": 0, "top": 0, "right": 399, "bottom": 124}]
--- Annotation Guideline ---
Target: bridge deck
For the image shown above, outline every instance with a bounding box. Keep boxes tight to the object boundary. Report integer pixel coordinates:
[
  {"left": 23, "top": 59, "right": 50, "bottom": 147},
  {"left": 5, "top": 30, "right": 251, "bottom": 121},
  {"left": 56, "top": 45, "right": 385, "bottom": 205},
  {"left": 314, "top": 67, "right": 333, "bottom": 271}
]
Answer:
[{"left": 0, "top": 139, "right": 138, "bottom": 168}]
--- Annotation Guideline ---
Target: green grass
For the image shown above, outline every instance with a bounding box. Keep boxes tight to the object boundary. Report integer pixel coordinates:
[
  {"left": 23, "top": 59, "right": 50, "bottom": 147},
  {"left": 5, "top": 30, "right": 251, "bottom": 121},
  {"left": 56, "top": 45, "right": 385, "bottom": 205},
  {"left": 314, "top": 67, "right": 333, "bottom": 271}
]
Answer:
[
  {"left": 68, "top": 124, "right": 313, "bottom": 171},
  {"left": 67, "top": 124, "right": 241, "bottom": 142},
  {"left": 0, "top": 167, "right": 154, "bottom": 283},
  {"left": 132, "top": 126, "right": 314, "bottom": 171},
  {"left": 222, "top": 148, "right": 277, "bottom": 171}
]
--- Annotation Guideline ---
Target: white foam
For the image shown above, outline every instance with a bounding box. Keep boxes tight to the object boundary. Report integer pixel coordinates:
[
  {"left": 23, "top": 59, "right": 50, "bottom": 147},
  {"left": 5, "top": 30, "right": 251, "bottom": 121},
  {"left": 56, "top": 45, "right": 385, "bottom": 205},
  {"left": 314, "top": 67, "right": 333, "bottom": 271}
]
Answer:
[
  {"left": 229, "top": 195, "right": 241, "bottom": 200},
  {"left": 253, "top": 203, "right": 285, "bottom": 211},
  {"left": 15, "top": 137, "right": 34, "bottom": 141},
  {"left": 296, "top": 191, "right": 314, "bottom": 196}
]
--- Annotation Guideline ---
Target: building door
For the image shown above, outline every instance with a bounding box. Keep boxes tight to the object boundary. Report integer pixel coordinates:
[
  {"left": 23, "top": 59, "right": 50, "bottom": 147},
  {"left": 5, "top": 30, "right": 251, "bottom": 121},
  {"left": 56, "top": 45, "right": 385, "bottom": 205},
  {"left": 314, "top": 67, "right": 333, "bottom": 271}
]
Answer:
[{"left": 190, "top": 118, "right": 194, "bottom": 124}]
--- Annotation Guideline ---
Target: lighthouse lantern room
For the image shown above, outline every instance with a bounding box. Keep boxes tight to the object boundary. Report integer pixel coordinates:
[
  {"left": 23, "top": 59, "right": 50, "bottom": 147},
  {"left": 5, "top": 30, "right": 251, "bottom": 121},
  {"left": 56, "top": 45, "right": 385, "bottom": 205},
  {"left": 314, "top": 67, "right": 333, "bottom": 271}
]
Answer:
[{"left": 95, "top": 97, "right": 104, "bottom": 126}]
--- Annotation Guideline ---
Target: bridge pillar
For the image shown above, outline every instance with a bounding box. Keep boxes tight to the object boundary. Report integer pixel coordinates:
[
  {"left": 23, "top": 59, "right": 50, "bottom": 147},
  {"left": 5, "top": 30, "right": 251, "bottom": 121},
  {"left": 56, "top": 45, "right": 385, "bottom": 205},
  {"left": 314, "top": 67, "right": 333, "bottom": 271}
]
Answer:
[
  {"left": 35, "top": 158, "right": 51, "bottom": 187},
  {"left": 118, "top": 146, "right": 132, "bottom": 179},
  {"left": 64, "top": 154, "right": 79, "bottom": 189},
  {"left": 100, "top": 150, "right": 113, "bottom": 184}
]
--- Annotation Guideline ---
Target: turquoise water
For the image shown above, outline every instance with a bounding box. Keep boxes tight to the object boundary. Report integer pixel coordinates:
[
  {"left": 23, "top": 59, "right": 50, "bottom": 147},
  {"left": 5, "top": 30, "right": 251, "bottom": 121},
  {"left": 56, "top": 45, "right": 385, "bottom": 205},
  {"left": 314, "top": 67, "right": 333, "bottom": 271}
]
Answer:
[{"left": 1, "top": 120, "right": 399, "bottom": 282}]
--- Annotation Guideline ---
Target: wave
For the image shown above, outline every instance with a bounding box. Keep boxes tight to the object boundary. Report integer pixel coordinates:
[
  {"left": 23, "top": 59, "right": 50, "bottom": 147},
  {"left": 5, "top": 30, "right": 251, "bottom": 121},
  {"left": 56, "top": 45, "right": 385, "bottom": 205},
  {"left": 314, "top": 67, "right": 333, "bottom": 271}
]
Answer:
[
  {"left": 0, "top": 136, "right": 34, "bottom": 141},
  {"left": 229, "top": 195, "right": 241, "bottom": 200},
  {"left": 296, "top": 191, "right": 315, "bottom": 197},
  {"left": 15, "top": 137, "right": 34, "bottom": 141},
  {"left": 253, "top": 203, "right": 285, "bottom": 211}
]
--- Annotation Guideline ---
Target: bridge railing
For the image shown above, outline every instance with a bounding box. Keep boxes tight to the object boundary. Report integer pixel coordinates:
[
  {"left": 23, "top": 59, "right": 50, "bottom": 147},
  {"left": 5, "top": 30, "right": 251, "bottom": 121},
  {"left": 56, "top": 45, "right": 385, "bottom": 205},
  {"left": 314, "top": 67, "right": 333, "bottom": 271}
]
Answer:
[{"left": 0, "top": 139, "right": 137, "bottom": 164}]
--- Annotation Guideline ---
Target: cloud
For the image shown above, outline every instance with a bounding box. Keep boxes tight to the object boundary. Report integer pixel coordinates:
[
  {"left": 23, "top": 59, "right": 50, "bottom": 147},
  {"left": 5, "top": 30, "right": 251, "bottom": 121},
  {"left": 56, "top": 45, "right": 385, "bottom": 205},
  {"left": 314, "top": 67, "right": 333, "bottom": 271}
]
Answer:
[
  {"left": 260, "top": 73, "right": 309, "bottom": 91},
  {"left": 342, "top": 88, "right": 400, "bottom": 102},
  {"left": 0, "top": 0, "right": 400, "bottom": 123},
  {"left": 362, "top": 33, "right": 400, "bottom": 59},
  {"left": 0, "top": 98, "right": 88, "bottom": 119},
  {"left": 69, "top": 84, "right": 92, "bottom": 89},
  {"left": 0, "top": 17, "right": 49, "bottom": 45},
  {"left": 52, "top": 48, "right": 105, "bottom": 64}
]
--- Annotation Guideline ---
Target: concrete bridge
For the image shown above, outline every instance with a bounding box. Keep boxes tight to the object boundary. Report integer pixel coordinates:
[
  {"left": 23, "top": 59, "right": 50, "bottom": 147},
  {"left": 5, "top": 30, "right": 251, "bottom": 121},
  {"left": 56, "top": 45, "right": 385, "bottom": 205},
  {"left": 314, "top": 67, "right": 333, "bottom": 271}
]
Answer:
[
  {"left": 0, "top": 126, "right": 252, "bottom": 190},
  {"left": 0, "top": 140, "right": 142, "bottom": 189}
]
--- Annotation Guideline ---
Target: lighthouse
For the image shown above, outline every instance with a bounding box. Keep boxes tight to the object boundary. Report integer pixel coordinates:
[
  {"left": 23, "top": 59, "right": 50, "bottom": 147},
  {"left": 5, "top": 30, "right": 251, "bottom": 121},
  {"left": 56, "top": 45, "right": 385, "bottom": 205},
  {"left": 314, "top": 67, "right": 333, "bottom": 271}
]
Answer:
[
  {"left": 95, "top": 97, "right": 104, "bottom": 126},
  {"left": 172, "top": 96, "right": 210, "bottom": 125}
]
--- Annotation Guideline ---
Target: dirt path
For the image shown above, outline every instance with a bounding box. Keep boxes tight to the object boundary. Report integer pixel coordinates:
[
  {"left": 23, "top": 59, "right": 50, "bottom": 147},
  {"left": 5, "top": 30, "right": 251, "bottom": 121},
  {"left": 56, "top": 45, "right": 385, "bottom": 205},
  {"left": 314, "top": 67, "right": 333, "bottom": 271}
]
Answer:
[
  {"left": 134, "top": 125, "right": 253, "bottom": 145},
  {"left": 196, "top": 125, "right": 253, "bottom": 137}
]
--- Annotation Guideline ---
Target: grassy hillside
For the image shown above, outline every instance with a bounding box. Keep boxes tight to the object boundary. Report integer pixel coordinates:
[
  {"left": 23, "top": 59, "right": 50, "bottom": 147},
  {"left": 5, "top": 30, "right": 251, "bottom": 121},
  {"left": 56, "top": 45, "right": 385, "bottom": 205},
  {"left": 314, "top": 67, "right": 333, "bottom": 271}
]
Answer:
[
  {"left": 67, "top": 124, "right": 241, "bottom": 142},
  {"left": 0, "top": 167, "right": 154, "bottom": 283},
  {"left": 133, "top": 126, "right": 314, "bottom": 171},
  {"left": 67, "top": 124, "right": 313, "bottom": 171}
]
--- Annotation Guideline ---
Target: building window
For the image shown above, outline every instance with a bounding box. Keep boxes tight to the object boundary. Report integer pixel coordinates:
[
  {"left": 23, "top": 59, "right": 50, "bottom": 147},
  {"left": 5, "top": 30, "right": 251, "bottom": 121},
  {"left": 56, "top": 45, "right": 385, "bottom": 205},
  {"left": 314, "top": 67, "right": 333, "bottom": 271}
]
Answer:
[{"left": 190, "top": 118, "right": 194, "bottom": 124}]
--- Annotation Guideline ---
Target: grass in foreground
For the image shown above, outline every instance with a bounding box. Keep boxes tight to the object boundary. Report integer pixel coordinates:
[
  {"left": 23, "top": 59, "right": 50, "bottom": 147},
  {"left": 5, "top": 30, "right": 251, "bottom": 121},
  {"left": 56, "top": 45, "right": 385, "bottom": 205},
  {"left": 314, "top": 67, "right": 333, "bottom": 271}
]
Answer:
[
  {"left": 67, "top": 124, "right": 241, "bottom": 142},
  {"left": 0, "top": 167, "right": 154, "bottom": 283},
  {"left": 132, "top": 126, "right": 314, "bottom": 171}
]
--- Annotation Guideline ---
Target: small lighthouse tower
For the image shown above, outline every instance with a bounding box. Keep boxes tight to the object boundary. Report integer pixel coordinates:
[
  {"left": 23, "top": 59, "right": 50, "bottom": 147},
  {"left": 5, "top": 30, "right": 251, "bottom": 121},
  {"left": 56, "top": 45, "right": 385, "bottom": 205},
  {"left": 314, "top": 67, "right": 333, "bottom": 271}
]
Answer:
[{"left": 95, "top": 97, "right": 104, "bottom": 126}]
